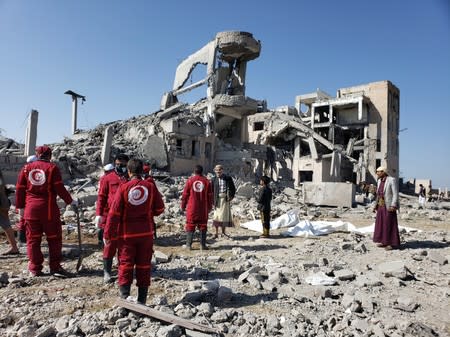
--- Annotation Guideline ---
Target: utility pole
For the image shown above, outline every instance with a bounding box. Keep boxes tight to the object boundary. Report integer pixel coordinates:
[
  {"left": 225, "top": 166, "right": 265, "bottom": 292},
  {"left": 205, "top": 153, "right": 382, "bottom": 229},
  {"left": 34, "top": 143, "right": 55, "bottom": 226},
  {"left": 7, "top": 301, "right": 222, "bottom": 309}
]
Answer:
[{"left": 64, "top": 90, "right": 86, "bottom": 134}]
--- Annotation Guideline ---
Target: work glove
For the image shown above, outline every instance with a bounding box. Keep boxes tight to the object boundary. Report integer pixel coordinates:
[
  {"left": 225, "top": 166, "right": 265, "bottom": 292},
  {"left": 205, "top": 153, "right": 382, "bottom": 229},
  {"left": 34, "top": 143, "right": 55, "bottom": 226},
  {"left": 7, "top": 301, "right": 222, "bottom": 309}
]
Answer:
[{"left": 94, "top": 215, "right": 103, "bottom": 228}]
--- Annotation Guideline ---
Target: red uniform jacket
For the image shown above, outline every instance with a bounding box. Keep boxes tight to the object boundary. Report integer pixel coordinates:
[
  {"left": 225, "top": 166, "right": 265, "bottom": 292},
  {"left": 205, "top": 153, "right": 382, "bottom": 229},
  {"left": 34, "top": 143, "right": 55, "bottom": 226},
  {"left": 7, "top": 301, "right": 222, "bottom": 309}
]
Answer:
[
  {"left": 96, "top": 171, "right": 128, "bottom": 219},
  {"left": 105, "top": 178, "right": 165, "bottom": 240},
  {"left": 16, "top": 160, "right": 72, "bottom": 221},
  {"left": 181, "top": 174, "right": 213, "bottom": 224}
]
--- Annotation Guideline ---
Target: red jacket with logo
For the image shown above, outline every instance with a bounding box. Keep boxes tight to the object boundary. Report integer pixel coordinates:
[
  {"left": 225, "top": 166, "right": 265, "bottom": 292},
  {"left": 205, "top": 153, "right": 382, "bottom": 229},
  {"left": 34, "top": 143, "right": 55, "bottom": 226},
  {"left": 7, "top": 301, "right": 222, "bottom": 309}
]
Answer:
[
  {"left": 96, "top": 171, "right": 128, "bottom": 219},
  {"left": 181, "top": 174, "right": 212, "bottom": 224},
  {"left": 105, "top": 178, "right": 165, "bottom": 240},
  {"left": 15, "top": 160, "right": 72, "bottom": 221}
]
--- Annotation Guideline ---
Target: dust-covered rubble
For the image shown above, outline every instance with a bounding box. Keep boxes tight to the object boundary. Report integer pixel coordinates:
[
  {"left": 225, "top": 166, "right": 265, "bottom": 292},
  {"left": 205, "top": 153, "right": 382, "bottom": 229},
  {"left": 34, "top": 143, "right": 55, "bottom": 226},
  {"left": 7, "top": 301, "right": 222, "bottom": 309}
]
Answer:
[{"left": 1, "top": 176, "right": 449, "bottom": 337}]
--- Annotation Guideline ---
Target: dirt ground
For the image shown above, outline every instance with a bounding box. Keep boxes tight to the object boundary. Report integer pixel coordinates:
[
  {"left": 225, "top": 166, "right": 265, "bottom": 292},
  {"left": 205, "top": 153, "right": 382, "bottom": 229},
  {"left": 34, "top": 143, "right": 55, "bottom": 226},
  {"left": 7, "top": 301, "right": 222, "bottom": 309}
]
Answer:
[{"left": 1, "top": 209, "right": 449, "bottom": 336}]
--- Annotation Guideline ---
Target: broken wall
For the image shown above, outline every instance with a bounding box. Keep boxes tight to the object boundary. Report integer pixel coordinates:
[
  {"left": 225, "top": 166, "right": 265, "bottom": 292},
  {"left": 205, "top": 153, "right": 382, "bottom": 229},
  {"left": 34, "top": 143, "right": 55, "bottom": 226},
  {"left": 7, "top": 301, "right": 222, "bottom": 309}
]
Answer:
[{"left": 302, "top": 182, "right": 355, "bottom": 208}]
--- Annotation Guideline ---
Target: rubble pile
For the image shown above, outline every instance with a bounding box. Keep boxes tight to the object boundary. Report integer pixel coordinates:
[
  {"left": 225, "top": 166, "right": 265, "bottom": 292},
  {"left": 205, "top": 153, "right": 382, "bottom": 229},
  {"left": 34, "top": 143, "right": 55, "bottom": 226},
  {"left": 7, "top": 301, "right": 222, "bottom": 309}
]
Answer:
[
  {"left": 47, "top": 113, "right": 160, "bottom": 178},
  {"left": 0, "top": 135, "right": 23, "bottom": 155},
  {"left": 1, "top": 175, "right": 449, "bottom": 336}
]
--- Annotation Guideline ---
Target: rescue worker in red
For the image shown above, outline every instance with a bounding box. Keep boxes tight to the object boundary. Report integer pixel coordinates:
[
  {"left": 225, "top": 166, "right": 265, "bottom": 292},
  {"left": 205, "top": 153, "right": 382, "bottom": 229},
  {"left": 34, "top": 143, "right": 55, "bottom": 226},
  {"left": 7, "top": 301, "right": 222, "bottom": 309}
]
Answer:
[
  {"left": 143, "top": 162, "right": 162, "bottom": 239},
  {"left": 15, "top": 146, "right": 76, "bottom": 277},
  {"left": 95, "top": 163, "right": 115, "bottom": 248},
  {"left": 181, "top": 165, "right": 213, "bottom": 250},
  {"left": 104, "top": 158, "right": 164, "bottom": 304},
  {"left": 95, "top": 153, "right": 129, "bottom": 283}
]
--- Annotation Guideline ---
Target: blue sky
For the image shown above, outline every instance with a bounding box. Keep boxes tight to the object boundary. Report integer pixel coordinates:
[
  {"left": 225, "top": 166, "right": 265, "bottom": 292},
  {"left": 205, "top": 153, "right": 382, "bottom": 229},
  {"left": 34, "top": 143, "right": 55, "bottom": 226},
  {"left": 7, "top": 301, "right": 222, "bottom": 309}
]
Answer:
[{"left": 0, "top": 0, "right": 449, "bottom": 188}]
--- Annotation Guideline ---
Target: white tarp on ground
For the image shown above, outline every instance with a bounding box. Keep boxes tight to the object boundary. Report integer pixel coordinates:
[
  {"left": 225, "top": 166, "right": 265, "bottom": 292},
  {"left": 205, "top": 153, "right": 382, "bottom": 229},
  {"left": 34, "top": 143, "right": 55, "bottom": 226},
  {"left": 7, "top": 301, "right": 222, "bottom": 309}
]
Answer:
[{"left": 240, "top": 209, "right": 421, "bottom": 237}]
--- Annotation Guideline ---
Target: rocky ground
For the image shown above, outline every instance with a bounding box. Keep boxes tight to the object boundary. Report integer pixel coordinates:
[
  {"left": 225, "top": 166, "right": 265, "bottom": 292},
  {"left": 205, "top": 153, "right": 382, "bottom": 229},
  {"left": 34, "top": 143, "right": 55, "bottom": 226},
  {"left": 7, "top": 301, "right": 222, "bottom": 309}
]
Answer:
[{"left": 1, "top": 180, "right": 449, "bottom": 337}]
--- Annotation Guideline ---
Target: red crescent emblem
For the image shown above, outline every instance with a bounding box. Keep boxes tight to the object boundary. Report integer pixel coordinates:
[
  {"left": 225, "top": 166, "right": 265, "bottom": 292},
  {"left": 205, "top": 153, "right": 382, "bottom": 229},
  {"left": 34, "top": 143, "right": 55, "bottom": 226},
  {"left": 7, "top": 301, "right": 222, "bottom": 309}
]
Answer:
[{"left": 128, "top": 186, "right": 149, "bottom": 205}]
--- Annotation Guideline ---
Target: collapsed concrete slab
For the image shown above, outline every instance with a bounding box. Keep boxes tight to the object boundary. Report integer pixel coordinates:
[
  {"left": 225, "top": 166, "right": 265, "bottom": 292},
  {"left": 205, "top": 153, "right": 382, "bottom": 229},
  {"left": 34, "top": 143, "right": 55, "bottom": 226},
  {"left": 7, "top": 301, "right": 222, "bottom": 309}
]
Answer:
[{"left": 302, "top": 182, "right": 355, "bottom": 208}]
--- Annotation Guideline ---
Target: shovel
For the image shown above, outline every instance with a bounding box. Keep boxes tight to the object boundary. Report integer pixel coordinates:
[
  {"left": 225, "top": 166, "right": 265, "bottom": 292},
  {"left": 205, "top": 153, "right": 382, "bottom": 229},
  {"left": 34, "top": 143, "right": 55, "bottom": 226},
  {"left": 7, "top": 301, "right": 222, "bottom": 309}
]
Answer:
[{"left": 75, "top": 203, "right": 83, "bottom": 272}]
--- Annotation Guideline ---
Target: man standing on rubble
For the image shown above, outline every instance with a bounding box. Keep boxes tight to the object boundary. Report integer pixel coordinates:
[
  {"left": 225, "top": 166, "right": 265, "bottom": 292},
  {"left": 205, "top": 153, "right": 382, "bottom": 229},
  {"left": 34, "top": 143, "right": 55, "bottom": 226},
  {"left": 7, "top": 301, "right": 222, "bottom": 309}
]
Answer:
[
  {"left": 418, "top": 183, "right": 426, "bottom": 208},
  {"left": 15, "top": 146, "right": 77, "bottom": 276},
  {"left": 372, "top": 166, "right": 400, "bottom": 250},
  {"left": 104, "top": 158, "right": 164, "bottom": 304},
  {"left": 211, "top": 164, "right": 235, "bottom": 239},
  {"left": 257, "top": 176, "right": 272, "bottom": 238},
  {"left": 181, "top": 165, "right": 213, "bottom": 250},
  {"left": 95, "top": 153, "right": 129, "bottom": 283}
]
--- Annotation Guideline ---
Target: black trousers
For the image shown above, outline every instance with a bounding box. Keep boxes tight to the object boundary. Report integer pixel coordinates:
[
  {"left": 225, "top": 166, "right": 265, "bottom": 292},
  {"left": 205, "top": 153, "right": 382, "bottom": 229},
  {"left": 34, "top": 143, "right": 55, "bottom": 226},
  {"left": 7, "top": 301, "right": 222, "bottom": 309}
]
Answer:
[{"left": 260, "top": 211, "right": 271, "bottom": 230}]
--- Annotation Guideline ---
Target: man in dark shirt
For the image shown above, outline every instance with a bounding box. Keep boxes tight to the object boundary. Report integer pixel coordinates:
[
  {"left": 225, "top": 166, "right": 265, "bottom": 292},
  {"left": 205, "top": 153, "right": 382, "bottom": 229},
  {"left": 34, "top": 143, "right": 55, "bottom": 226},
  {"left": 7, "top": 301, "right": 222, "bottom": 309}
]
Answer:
[{"left": 257, "top": 176, "right": 272, "bottom": 238}]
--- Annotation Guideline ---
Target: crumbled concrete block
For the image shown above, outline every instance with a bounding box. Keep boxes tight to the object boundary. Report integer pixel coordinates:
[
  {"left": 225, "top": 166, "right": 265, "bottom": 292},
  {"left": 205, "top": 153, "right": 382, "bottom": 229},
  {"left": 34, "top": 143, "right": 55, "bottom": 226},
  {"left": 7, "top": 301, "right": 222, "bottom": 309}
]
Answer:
[
  {"left": 302, "top": 262, "right": 319, "bottom": 270},
  {"left": 206, "top": 255, "right": 223, "bottom": 262},
  {"left": 247, "top": 274, "right": 263, "bottom": 289},
  {"left": 355, "top": 243, "right": 367, "bottom": 253},
  {"left": 355, "top": 273, "right": 383, "bottom": 287},
  {"left": 314, "top": 286, "right": 333, "bottom": 298},
  {"left": 377, "top": 260, "right": 409, "bottom": 280},
  {"left": 394, "top": 296, "right": 418, "bottom": 312},
  {"left": 334, "top": 269, "right": 356, "bottom": 281},
  {"left": 372, "top": 324, "right": 386, "bottom": 337},
  {"left": 351, "top": 318, "right": 369, "bottom": 332},
  {"left": 428, "top": 251, "right": 448, "bottom": 265},
  {"left": 262, "top": 280, "right": 277, "bottom": 292},
  {"left": 341, "top": 243, "right": 354, "bottom": 250},
  {"left": 154, "top": 250, "right": 170, "bottom": 263},
  {"left": 238, "top": 266, "right": 262, "bottom": 283}
]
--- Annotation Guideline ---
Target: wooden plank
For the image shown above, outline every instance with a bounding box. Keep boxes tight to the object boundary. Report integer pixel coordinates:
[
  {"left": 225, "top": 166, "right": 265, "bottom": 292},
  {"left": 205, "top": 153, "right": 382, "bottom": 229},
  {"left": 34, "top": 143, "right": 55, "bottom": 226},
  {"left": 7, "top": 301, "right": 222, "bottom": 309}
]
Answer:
[{"left": 116, "top": 298, "right": 219, "bottom": 334}]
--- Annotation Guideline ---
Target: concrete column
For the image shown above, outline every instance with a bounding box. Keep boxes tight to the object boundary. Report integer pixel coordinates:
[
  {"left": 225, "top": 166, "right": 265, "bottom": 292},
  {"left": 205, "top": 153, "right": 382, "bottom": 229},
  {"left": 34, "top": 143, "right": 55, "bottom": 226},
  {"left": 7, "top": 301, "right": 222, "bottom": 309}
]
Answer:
[
  {"left": 237, "top": 61, "right": 247, "bottom": 96},
  {"left": 358, "top": 97, "right": 363, "bottom": 120},
  {"left": 71, "top": 97, "right": 78, "bottom": 134},
  {"left": 24, "top": 109, "right": 38, "bottom": 156},
  {"left": 307, "top": 137, "right": 318, "bottom": 160},
  {"left": 101, "top": 126, "right": 114, "bottom": 165},
  {"left": 330, "top": 151, "right": 341, "bottom": 181}
]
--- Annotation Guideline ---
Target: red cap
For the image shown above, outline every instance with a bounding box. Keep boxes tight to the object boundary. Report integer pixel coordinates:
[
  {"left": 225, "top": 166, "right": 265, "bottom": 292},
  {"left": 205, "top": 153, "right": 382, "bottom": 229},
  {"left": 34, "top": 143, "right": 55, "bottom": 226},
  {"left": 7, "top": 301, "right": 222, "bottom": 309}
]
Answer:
[{"left": 35, "top": 145, "right": 52, "bottom": 159}]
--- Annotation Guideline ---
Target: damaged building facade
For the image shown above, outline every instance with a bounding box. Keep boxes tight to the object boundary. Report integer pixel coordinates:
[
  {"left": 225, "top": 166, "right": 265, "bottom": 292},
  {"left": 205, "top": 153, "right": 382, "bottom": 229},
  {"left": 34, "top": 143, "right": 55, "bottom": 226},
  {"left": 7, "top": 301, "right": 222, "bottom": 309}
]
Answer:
[
  {"left": 152, "top": 31, "right": 399, "bottom": 204},
  {"left": 0, "top": 31, "right": 400, "bottom": 207}
]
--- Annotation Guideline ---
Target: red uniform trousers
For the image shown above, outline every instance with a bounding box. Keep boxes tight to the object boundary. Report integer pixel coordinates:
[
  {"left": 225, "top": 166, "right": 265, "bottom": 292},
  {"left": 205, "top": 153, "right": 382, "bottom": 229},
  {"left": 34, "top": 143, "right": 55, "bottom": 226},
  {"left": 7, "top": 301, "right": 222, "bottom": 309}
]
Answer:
[
  {"left": 185, "top": 222, "right": 207, "bottom": 232},
  {"left": 100, "top": 213, "right": 119, "bottom": 259},
  {"left": 103, "top": 238, "right": 118, "bottom": 259},
  {"left": 25, "top": 219, "right": 62, "bottom": 273},
  {"left": 118, "top": 236, "right": 153, "bottom": 287}
]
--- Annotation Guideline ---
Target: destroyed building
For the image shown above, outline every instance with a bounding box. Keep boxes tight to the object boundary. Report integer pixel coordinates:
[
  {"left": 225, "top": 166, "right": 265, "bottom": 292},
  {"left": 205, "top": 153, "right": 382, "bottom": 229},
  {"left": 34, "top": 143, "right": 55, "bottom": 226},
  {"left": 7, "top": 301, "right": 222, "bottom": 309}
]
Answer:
[
  {"left": 0, "top": 31, "right": 400, "bottom": 207},
  {"left": 150, "top": 31, "right": 400, "bottom": 206}
]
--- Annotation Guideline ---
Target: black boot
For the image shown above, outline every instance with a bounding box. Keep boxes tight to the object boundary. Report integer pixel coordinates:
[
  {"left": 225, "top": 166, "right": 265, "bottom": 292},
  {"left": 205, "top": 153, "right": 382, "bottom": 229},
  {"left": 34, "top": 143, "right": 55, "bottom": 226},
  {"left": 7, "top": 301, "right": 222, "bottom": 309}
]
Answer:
[
  {"left": 119, "top": 285, "right": 131, "bottom": 299},
  {"left": 19, "top": 230, "right": 27, "bottom": 244},
  {"left": 103, "top": 259, "right": 113, "bottom": 283},
  {"left": 185, "top": 231, "right": 193, "bottom": 250},
  {"left": 200, "top": 230, "right": 208, "bottom": 251},
  {"left": 137, "top": 287, "right": 148, "bottom": 304},
  {"left": 97, "top": 229, "right": 104, "bottom": 249}
]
